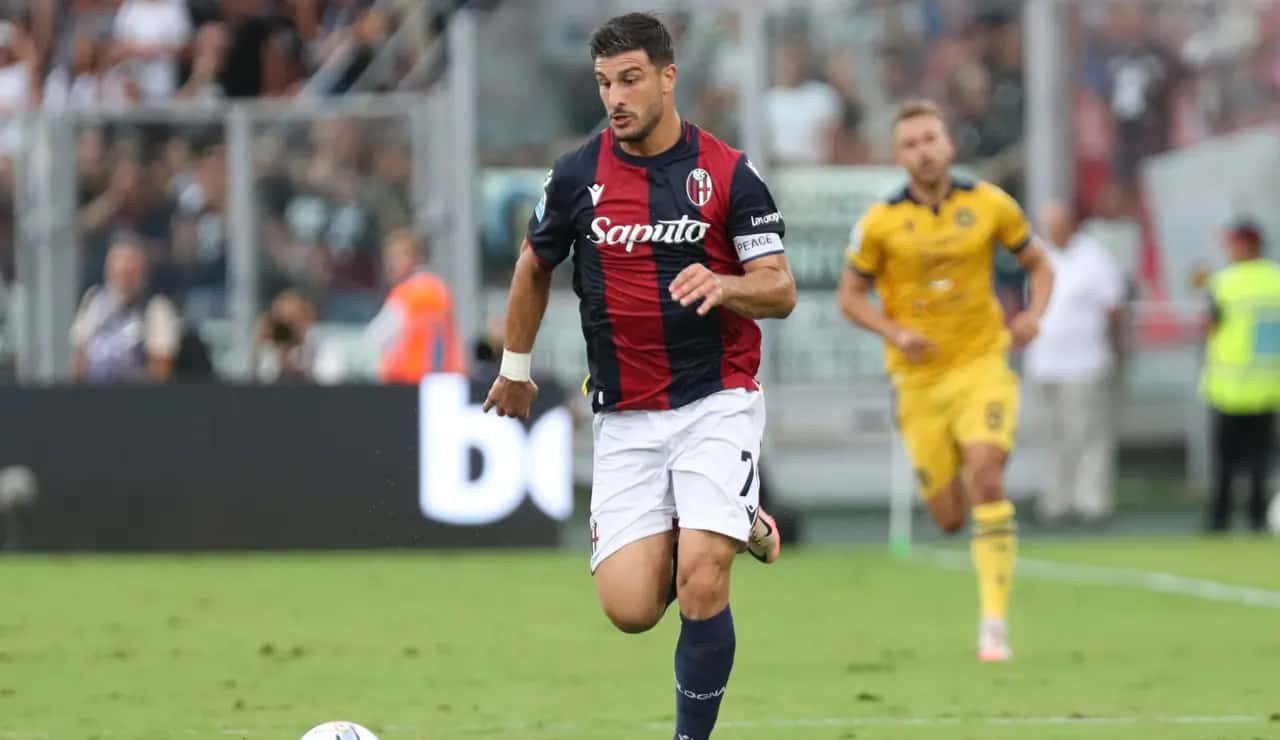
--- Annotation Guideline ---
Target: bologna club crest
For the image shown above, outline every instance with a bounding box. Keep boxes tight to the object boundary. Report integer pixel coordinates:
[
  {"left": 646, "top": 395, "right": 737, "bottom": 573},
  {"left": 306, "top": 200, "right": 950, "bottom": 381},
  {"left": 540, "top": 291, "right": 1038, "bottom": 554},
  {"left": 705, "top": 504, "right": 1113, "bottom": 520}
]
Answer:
[{"left": 686, "top": 168, "right": 714, "bottom": 207}]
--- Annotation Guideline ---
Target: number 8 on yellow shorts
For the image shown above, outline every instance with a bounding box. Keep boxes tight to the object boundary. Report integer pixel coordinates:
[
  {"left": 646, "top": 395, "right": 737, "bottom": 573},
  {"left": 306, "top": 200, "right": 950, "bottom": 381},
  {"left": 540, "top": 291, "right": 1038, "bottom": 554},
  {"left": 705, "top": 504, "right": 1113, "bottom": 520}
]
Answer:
[{"left": 893, "top": 353, "right": 1020, "bottom": 499}]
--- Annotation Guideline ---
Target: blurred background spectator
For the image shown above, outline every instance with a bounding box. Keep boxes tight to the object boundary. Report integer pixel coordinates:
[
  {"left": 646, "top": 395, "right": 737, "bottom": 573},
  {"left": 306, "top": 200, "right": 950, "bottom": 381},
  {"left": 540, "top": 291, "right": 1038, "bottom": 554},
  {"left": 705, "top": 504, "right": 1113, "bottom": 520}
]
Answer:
[
  {"left": 0, "top": 21, "right": 38, "bottom": 155},
  {"left": 1094, "top": 3, "right": 1186, "bottom": 207},
  {"left": 175, "top": 21, "right": 226, "bottom": 101},
  {"left": 366, "top": 227, "right": 464, "bottom": 385},
  {"left": 1201, "top": 220, "right": 1280, "bottom": 533},
  {"left": 70, "top": 237, "right": 179, "bottom": 384},
  {"left": 168, "top": 135, "right": 228, "bottom": 319},
  {"left": 823, "top": 46, "right": 870, "bottom": 164},
  {"left": 1024, "top": 200, "right": 1127, "bottom": 525},
  {"left": 111, "top": 0, "right": 192, "bottom": 103},
  {"left": 257, "top": 117, "right": 408, "bottom": 322},
  {"left": 1075, "top": 0, "right": 1280, "bottom": 218},
  {"left": 44, "top": 29, "right": 133, "bottom": 110},
  {"left": 252, "top": 288, "right": 318, "bottom": 384},
  {"left": 78, "top": 136, "right": 175, "bottom": 292},
  {"left": 764, "top": 34, "right": 841, "bottom": 165}
]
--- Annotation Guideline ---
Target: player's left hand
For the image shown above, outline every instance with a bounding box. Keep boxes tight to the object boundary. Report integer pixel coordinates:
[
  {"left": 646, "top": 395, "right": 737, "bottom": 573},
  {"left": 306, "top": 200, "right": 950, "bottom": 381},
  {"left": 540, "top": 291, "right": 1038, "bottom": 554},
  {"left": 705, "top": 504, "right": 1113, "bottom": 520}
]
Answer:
[
  {"left": 1009, "top": 311, "right": 1041, "bottom": 347},
  {"left": 669, "top": 263, "right": 724, "bottom": 316}
]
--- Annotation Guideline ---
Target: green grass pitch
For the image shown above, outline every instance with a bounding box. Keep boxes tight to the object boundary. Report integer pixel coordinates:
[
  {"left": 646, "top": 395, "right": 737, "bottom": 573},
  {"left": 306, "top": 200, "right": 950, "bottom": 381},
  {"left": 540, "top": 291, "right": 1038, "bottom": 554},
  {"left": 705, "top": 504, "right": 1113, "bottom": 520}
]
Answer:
[{"left": 3, "top": 537, "right": 1279, "bottom": 739}]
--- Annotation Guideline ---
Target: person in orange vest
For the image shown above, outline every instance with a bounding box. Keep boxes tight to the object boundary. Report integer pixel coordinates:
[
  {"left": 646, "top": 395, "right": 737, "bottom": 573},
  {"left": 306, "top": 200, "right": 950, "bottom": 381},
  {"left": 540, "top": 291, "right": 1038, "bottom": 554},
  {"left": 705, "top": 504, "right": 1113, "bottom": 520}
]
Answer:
[{"left": 366, "top": 228, "right": 465, "bottom": 383}]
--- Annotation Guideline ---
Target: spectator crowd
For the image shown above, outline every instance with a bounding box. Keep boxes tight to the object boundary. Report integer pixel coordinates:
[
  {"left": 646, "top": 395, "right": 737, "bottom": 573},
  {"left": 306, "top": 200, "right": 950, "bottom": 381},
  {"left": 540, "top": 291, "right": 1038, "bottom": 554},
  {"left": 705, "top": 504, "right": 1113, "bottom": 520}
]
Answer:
[
  {"left": 0, "top": 0, "right": 436, "bottom": 112},
  {"left": 480, "top": 0, "right": 1279, "bottom": 220},
  {"left": 0, "top": 0, "right": 454, "bottom": 385}
]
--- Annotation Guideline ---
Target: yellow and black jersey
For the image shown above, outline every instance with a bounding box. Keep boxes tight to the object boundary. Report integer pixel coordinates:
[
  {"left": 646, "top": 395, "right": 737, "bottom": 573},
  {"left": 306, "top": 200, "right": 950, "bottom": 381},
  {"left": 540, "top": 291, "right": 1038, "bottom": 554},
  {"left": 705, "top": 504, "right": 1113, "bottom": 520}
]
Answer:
[{"left": 846, "top": 177, "right": 1031, "bottom": 384}]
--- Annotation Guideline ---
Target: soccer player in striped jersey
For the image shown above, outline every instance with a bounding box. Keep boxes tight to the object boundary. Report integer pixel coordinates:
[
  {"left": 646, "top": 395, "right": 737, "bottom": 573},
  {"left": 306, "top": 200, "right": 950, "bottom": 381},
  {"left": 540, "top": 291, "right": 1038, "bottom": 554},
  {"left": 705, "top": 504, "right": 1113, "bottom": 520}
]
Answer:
[{"left": 484, "top": 13, "right": 795, "bottom": 740}]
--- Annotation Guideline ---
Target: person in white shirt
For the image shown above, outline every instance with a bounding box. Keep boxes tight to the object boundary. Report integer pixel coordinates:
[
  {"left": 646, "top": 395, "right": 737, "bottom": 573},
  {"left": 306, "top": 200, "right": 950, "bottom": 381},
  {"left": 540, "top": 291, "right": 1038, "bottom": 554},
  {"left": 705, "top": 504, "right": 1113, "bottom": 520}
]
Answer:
[
  {"left": 0, "top": 22, "right": 37, "bottom": 154},
  {"left": 111, "top": 0, "right": 193, "bottom": 102},
  {"left": 1024, "top": 201, "right": 1127, "bottom": 524},
  {"left": 763, "top": 39, "right": 841, "bottom": 164},
  {"left": 44, "top": 32, "right": 138, "bottom": 111},
  {"left": 71, "top": 238, "right": 181, "bottom": 384}
]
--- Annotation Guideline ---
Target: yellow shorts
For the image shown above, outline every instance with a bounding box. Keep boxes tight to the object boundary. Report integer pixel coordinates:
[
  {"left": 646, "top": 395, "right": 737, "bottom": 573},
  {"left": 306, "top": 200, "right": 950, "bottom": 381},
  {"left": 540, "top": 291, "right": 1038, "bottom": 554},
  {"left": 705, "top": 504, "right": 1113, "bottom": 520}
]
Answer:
[{"left": 893, "top": 353, "right": 1020, "bottom": 500}]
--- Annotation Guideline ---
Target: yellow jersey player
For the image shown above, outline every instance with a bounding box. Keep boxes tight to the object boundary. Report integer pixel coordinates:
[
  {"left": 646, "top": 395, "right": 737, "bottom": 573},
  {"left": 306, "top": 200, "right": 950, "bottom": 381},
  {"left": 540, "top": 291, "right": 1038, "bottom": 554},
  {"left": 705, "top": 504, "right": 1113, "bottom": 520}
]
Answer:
[{"left": 838, "top": 100, "right": 1053, "bottom": 662}]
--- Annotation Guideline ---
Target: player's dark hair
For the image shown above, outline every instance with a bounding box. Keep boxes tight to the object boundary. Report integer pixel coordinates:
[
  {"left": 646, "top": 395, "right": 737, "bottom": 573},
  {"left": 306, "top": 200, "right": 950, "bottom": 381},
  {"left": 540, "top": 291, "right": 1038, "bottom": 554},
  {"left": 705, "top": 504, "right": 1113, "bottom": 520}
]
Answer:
[{"left": 589, "top": 12, "right": 675, "bottom": 67}]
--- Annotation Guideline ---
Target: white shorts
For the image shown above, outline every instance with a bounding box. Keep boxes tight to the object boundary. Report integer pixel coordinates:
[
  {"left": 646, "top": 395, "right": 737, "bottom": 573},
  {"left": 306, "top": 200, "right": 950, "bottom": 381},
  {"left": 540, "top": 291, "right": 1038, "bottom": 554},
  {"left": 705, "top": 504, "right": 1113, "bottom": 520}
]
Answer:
[{"left": 588, "top": 388, "right": 765, "bottom": 572}]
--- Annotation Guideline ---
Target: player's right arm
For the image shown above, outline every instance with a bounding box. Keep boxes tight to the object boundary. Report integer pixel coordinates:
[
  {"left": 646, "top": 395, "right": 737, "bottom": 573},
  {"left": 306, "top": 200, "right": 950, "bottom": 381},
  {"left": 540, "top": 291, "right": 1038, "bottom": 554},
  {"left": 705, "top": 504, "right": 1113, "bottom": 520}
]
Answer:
[
  {"left": 483, "top": 165, "right": 574, "bottom": 420},
  {"left": 483, "top": 246, "right": 551, "bottom": 419},
  {"left": 501, "top": 246, "right": 553, "bottom": 357},
  {"left": 837, "top": 212, "right": 935, "bottom": 363}
]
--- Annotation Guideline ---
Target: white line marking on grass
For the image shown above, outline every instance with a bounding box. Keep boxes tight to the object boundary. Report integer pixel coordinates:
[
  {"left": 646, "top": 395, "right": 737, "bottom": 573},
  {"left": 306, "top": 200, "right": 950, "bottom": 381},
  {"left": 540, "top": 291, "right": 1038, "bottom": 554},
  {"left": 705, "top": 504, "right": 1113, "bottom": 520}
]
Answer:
[
  {"left": 8, "top": 715, "right": 1263, "bottom": 739},
  {"left": 414, "top": 714, "right": 1271, "bottom": 735},
  {"left": 641, "top": 715, "right": 1266, "bottom": 731},
  {"left": 917, "top": 548, "right": 1280, "bottom": 609}
]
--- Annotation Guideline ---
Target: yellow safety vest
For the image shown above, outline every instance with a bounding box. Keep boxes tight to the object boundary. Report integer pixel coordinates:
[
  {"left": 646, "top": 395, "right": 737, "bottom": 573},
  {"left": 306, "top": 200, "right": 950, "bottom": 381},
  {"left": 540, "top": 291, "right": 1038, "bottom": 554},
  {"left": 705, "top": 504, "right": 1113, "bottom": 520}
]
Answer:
[{"left": 1202, "top": 258, "right": 1280, "bottom": 413}]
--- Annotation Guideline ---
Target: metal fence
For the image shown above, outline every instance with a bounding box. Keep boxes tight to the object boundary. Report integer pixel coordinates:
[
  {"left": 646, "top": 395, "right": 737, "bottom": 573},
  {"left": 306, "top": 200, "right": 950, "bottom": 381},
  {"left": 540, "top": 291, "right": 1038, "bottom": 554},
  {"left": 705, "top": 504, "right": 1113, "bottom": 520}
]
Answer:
[
  {"left": 11, "top": 88, "right": 480, "bottom": 384},
  {"left": 5, "top": 9, "right": 482, "bottom": 385}
]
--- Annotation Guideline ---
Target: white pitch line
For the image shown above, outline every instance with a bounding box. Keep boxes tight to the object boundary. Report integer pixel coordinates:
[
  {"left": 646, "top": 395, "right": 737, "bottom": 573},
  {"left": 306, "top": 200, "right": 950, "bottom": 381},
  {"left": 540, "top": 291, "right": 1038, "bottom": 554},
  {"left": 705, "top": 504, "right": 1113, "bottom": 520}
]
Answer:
[
  {"left": 917, "top": 547, "right": 1280, "bottom": 609},
  {"left": 642, "top": 714, "right": 1266, "bottom": 731},
  {"left": 3, "top": 714, "right": 1267, "bottom": 739},
  {"left": 399, "top": 714, "right": 1270, "bottom": 735}
]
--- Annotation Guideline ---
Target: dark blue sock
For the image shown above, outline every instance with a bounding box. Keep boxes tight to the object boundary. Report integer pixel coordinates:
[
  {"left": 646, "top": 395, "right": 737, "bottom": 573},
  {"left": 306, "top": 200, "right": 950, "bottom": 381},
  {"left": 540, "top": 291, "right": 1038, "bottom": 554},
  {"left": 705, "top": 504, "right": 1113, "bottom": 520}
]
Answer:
[{"left": 673, "top": 605, "right": 735, "bottom": 740}]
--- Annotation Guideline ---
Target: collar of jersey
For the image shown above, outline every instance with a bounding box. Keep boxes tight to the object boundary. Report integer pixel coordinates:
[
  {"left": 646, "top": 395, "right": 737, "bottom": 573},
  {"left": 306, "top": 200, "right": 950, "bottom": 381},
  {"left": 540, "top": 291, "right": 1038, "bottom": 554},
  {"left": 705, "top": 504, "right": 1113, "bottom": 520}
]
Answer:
[
  {"left": 610, "top": 121, "right": 698, "bottom": 167},
  {"left": 892, "top": 176, "right": 976, "bottom": 207}
]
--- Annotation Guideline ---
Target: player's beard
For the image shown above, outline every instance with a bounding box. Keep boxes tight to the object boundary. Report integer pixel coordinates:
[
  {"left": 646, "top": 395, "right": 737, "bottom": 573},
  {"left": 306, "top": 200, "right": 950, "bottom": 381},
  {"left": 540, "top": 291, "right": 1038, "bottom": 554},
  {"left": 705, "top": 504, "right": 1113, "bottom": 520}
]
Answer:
[
  {"left": 911, "top": 157, "right": 948, "bottom": 190},
  {"left": 914, "top": 172, "right": 947, "bottom": 191},
  {"left": 612, "top": 101, "right": 663, "bottom": 143}
]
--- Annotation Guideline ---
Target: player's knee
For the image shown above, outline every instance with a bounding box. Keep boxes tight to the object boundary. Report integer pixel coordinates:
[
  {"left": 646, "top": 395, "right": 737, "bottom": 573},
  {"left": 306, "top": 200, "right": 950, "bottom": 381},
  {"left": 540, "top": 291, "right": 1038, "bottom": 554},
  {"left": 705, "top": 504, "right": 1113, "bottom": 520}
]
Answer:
[
  {"left": 928, "top": 481, "right": 967, "bottom": 534},
  {"left": 676, "top": 558, "right": 730, "bottom": 617},
  {"left": 609, "top": 615, "right": 659, "bottom": 635},
  {"left": 969, "top": 464, "right": 1005, "bottom": 504},
  {"left": 601, "top": 600, "right": 663, "bottom": 634}
]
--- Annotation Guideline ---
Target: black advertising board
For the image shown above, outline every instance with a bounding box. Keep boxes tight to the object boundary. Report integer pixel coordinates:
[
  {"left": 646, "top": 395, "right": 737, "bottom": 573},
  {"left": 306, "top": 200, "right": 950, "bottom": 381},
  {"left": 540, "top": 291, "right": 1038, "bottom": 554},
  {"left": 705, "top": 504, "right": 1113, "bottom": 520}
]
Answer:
[{"left": 0, "top": 377, "right": 572, "bottom": 551}]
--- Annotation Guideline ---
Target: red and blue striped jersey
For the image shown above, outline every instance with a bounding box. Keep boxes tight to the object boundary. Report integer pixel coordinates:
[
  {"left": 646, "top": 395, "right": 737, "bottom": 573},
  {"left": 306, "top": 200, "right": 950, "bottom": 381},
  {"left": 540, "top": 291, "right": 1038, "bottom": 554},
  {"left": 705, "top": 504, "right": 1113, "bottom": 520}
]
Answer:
[{"left": 525, "top": 122, "right": 786, "bottom": 412}]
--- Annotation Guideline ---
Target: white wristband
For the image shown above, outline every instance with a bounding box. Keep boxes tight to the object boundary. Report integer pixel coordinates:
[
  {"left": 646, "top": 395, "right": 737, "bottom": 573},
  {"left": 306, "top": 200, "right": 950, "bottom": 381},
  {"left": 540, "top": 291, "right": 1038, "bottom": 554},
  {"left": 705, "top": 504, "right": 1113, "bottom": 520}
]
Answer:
[{"left": 499, "top": 350, "right": 532, "bottom": 382}]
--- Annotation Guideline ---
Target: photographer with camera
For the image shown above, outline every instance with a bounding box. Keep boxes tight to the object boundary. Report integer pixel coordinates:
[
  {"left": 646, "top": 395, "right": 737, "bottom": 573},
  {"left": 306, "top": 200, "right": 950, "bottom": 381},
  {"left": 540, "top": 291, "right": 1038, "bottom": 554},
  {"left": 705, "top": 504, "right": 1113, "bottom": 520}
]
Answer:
[{"left": 253, "top": 289, "right": 319, "bottom": 384}]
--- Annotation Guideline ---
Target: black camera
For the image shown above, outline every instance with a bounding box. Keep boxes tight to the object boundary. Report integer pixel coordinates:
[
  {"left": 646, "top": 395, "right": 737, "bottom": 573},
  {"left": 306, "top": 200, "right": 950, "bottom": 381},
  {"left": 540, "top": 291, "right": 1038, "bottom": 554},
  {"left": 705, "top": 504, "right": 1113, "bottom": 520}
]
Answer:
[{"left": 270, "top": 320, "right": 297, "bottom": 345}]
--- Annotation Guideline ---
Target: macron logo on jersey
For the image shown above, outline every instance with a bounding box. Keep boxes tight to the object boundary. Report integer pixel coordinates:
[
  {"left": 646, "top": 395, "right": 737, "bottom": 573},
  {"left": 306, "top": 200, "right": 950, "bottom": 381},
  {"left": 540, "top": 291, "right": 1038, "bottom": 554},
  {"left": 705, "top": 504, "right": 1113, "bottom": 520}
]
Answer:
[
  {"left": 588, "top": 183, "right": 605, "bottom": 206},
  {"left": 589, "top": 215, "right": 711, "bottom": 253},
  {"left": 751, "top": 212, "right": 782, "bottom": 228}
]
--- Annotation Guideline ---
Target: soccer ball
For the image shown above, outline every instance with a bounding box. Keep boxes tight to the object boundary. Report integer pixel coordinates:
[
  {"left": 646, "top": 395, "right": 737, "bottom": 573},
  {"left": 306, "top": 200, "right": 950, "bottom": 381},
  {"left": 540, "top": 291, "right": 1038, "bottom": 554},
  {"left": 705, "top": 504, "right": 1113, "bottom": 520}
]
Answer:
[{"left": 300, "top": 721, "right": 379, "bottom": 740}]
